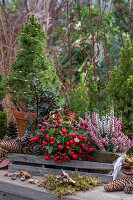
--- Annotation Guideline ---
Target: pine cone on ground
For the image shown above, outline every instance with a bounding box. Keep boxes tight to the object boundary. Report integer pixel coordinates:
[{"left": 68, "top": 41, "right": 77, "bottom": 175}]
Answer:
[
  {"left": 124, "top": 184, "right": 133, "bottom": 194},
  {"left": 104, "top": 175, "right": 133, "bottom": 192},
  {"left": 17, "top": 134, "right": 43, "bottom": 155},
  {"left": 6, "top": 121, "right": 19, "bottom": 139},
  {"left": 0, "top": 141, "right": 22, "bottom": 153}
]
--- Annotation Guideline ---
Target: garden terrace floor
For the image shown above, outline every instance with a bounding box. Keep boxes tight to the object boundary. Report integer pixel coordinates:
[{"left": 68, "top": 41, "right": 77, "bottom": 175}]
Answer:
[{"left": 0, "top": 169, "right": 132, "bottom": 200}]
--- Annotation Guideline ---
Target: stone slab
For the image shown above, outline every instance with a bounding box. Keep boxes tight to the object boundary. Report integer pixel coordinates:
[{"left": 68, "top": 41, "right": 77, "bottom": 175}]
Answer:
[{"left": 0, "top": 170, "right": 132, "bottom": 200}]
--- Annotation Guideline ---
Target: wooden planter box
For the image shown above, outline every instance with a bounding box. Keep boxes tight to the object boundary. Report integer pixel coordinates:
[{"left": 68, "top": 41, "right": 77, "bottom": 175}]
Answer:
[{"left": 8, "top": 152, "right": 126, "bottom": 183}]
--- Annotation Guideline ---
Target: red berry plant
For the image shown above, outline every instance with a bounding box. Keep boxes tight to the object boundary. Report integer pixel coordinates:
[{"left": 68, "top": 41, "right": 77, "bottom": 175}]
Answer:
[{"left": 31, "top": 112, "right": 94, "bottom": 163}]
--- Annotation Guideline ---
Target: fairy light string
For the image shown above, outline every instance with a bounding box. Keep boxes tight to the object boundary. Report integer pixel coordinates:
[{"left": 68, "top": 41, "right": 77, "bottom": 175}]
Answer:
[{"left": 7, "top": 70, "right": 54, "bottom": 94}]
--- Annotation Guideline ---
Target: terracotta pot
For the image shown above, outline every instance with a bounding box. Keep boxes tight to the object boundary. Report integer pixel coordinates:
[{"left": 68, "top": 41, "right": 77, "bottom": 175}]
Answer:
[{"left": 13, "top": 110, "right": 36, "bottom": 137}]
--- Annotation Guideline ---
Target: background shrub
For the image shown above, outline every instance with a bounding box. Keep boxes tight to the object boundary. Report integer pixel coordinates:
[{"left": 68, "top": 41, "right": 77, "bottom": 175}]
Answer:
[
  {"left": 106, "top": 41, "right": 133, "bottom": 134},
  {"left": 0, "top": 111, "right": 7, "bottom": 139},
  {"left": 0, "top": 74, "right": 6, "bottom": 102}
]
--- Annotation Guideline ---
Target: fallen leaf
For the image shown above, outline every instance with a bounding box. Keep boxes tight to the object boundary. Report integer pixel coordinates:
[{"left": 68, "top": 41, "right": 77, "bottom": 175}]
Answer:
[{"left": 0, "top": 158, "right": 10, "bottom": 169}]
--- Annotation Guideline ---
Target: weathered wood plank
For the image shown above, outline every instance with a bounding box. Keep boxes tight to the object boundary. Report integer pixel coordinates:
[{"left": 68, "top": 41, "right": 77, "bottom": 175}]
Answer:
[
  {"left": 8, "top": 154, "right": 114, "bottom": 171},
  {"left": 8, "top": 163, "right": 113, "bottom": 183},
  {"left": 0, "top": 191, "right": 31, "bottom": 200},
  {"left": 0, "top": 180, "right": 64, "bottom": 200}
]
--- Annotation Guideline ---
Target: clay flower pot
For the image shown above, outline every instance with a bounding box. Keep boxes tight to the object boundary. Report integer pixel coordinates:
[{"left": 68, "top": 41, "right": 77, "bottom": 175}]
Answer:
[{"left": 13, "top": 110, "right": 36, "bottom": 137}]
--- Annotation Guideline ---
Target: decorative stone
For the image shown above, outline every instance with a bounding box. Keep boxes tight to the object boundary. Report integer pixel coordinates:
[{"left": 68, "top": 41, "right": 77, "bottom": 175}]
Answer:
[
  {"left": 29, "top": 179, "right": 34, "bottom": 183},
  {"left": 20, "top": 175, "right": 26, "bottom": 181},
  {"left": 4, "top": 172, "right": 8, "bottom": 177},
  {"left": 11, "top": 175, "right": 17, "bottom": 180}
]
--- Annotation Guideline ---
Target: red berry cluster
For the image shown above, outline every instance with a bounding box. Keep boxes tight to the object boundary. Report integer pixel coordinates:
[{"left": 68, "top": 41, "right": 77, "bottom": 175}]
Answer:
[
  {"left": 38, "top": 98, "right": 55, "bottom": 105},
  {"left": 30, "top": 137, "right": 39, "bottom": 142},
  {"left": 31, "top": 112, "right": 94, "bottom": 162}
]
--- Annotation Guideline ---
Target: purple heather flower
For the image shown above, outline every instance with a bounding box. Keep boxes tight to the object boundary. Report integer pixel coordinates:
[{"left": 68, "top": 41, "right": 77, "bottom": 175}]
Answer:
[
  {"left": 85, "top": 106, "right": 133, "bottom": 153},
  {"left": 110, "top": 137, "right": 118, "bottom": 145},
  {"left": 113, "top": 146, "right": 119, "bottom": 153}
]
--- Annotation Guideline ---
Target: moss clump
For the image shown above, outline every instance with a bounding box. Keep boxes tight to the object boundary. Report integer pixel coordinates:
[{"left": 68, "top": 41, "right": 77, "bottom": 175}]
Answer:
[
  {"left": 0, "top": 147, "right": 7, "bottom": 162},
  {"left": 72, "top": 173, "right": 102, "bottom": 191},
  {"left": 41, "top": 172, "right": 102, "bottom": 198}
]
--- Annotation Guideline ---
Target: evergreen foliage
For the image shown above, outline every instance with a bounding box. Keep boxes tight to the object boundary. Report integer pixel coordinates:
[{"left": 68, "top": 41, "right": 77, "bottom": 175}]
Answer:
[
  {"left": 0, "top": 110, "right": 7, "bottom": 139},
  {"left": 0, "top": 74, "right": 6, "bottom": 102},
  {"left": 25, "top": 78, "right": 59, "bottom": 135},
  {"left": 70, "top": 66, "right": 98, "bottom": 118},
  {"left": 107, "top": 41, "right": 133, "bottom": 133},
  {"left": 7, "top": 15, "right": 60, "bottom": 110}
]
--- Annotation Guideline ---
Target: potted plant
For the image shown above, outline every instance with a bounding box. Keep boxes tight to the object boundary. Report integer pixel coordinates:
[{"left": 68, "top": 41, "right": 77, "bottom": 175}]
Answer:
[
  {"left": 24, "top": 78, "right": 60, "bottom": 136},
  {"left": 85, "top": 106, "right": 133, "bottom": 155},
  {"left": 30, "top": 112, "right": 94, "bottom": 163},
  {"left": 6, "top": 15, "right": 61, "bottom": 137}
]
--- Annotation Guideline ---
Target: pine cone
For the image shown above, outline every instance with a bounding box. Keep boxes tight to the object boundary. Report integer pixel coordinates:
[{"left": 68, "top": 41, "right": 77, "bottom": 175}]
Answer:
[
  {"left": 18, "top": 134, "right": 33, "bottom": 154},
  {"left": 32, "top": 144, "right": 43, "bottom": 156},
  {"left": 0, "top": 103, "right": 4, "bottom": 112},
  {"left": 18, "top": 134, "right": 43, "bottom": 155},
  {"left": 124, "top": 184, "right": 133, "bottom": 194},
  {"left": 0, "top": 141, "right": 22, "bottom": 153},
  {"left": 22, "top": 146, "right": 34, "bottom": 154},
  {"left": 6, "top": 121, "right": 19, "bottom": 139},
  {"left": 104, "top": 176, "right": 133, "bottom": 192},
  {"left": 19, "top": 134, "right": 32, "bottom": 144}
]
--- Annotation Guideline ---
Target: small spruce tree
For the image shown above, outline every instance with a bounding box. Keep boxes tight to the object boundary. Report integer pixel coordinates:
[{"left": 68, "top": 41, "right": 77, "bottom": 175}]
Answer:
[
  {"left": 107, "top": 41, "right": 133, "bottom": 133},
  {"left": 7, "top": 15, "right": 60, "bottom": 110},
  {"left": 71, "top": 65, "right": 98, "bottom": 118}
]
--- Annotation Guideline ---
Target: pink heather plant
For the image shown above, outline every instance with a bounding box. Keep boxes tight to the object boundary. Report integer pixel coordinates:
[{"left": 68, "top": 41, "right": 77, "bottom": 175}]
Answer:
[{"left": 84, "top": 106, "right": 133, "bottom": 153}]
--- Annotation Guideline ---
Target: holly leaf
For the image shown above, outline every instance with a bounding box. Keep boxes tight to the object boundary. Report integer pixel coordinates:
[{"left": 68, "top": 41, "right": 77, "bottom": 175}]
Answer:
[
  {"left": 24, "top": 115, "right": 34, "bottom": 119},
  {"left": 53, "top": 141, "right": 57, "bottom": 146},
  {"left": 64, "top": 135, "right": 68, "bottom": 144},
  {"left": 56, "top": 136, "right": 61, "bottom": 143},
  {"left": 60, "top": 135, "right": 67, "bottom": 143},
  {"left": 29, "top": 120, "right": 34, "bottom": 124},
  {"left": 48, "top": 146, "right": 53, "bottom": 154},
  {"left": 28, "top": 106, "right": 34, "bottom": 111},
  {"left": 49, "top": 128, "right": 55, "bottom": 137},
  {"left": 62, "top": 121, "right": 71, "bottom": 127},
  {"left": 36, "top": 130, "right": 41, "bottom": 135},
  {"left": 68, "top": 149, "right": 72, "bottom": 154},
  {"left": 83, "top": 130, "right": 89, "bottom": 135}
]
